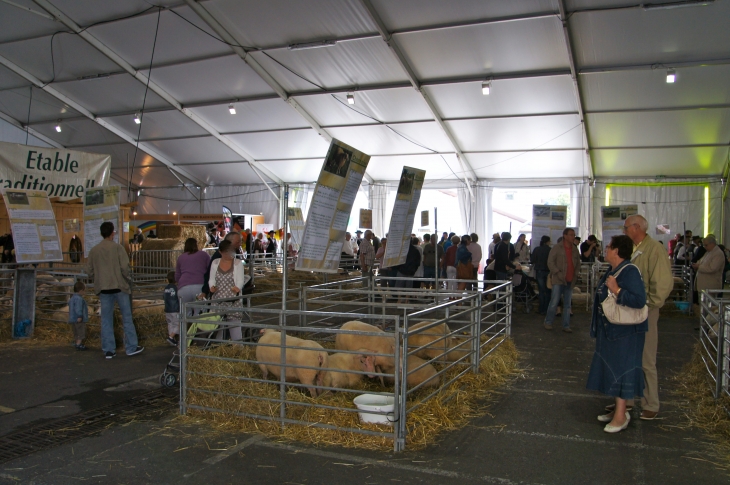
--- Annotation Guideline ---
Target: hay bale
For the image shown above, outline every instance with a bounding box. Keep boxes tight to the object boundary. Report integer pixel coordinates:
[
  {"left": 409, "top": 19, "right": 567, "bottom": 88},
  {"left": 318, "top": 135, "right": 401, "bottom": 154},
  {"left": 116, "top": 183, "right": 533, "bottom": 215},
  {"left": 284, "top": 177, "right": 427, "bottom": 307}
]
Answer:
[
  {"left": 136, "top": 239, "right": 184, "bottom": 271},
  {"left": 157, "top": 224, "right": 207, "bottom": 250}
]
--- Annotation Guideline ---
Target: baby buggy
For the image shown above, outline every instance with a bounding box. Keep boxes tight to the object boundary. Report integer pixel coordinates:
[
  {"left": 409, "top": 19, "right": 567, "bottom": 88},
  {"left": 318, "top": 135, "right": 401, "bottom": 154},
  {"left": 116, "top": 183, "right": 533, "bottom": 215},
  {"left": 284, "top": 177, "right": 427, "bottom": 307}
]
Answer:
[{"left": 512, "top": 270, "right": 537, "bottom": 313}]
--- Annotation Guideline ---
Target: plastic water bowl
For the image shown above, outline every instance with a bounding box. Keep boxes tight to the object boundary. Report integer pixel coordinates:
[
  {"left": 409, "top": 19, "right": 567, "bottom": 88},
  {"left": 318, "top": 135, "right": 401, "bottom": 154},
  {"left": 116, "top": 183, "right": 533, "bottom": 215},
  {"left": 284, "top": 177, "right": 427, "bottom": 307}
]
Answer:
[
  {"left": 353, "top": 394, "right": 395, "bottom": 426},
  {"left": 675, "top": 301, "right": 690, "bottom": 312}
]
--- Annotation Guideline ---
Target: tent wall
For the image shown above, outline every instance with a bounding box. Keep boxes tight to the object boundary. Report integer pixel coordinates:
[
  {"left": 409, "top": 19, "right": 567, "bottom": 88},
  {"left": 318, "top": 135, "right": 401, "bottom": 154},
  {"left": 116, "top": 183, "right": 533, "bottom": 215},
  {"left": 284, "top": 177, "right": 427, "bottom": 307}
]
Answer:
[{"left": 592, "top": 180, "right": 723, "bottom": 244}]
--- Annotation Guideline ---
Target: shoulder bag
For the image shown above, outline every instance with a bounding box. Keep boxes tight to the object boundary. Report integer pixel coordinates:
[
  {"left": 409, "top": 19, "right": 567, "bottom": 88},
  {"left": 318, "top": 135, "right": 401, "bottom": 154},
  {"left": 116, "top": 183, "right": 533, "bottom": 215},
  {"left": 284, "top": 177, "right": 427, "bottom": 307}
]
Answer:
[{"left": 600, "top": 263, "right": 649, "bottom": 325}]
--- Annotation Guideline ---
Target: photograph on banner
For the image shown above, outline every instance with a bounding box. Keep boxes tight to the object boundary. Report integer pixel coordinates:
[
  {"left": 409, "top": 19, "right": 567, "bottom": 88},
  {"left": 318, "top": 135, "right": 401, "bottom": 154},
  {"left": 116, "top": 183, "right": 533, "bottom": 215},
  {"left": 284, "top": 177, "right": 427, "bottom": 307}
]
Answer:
[
  {"left": 0, "top": 141, "right": 110, "bottom": 201},
  {"left": 383, "top": 167, "right": 426, "bottom": 268},
  {"left": 287, "top": 207, "right": 305, "bottom": 250},
  {"left": 2, "top": 189, "right": 62, "bottom": 263},
  {"left": 531, "top": 205, "right": 567, "bottom": 249},
  {"left": 297, "top": 139, "right": 371, "bottom": 273},
  {"left": 601, "top": 205, "right": 638, "bottom": 253},
  {"left": 63, "top": 218, "right": 80, "bottom": 233},
  {"left": 84, "top": 186, "right": 120, "bottom": 257},
  {"left": 359, "top": 209, "right": 372, "bottom": 229},
  {"left": 421, "top": 210, "right": 429, "bottom": 227},
  {"left": 656, "top": 224, "right": 670, "bottom": 236},
  {"left": 222, "top": 206, "right": 233, "bottom": 233}
]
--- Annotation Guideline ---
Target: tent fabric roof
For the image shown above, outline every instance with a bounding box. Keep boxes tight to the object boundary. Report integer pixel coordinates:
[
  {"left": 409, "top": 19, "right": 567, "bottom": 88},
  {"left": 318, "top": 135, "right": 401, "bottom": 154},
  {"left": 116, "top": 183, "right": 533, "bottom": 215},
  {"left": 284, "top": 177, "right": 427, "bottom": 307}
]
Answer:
[{"left": 0, "top": 0, "right": 728, "bottom": 188}]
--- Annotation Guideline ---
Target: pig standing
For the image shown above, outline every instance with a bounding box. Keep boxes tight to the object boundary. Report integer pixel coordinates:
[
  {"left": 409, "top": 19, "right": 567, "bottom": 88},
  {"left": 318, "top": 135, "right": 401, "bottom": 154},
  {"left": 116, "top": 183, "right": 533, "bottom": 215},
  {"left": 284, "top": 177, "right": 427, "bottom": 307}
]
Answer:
[{"left": 256, "top": 330, "right": 328, "bottom": 398}]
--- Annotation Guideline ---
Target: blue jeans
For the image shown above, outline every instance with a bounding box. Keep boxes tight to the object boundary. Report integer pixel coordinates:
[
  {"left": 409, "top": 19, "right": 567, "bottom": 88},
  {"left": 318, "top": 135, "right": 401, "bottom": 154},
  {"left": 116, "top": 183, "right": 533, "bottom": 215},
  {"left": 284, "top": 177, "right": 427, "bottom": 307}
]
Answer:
[
  {"left": 423, "top": 266, "right": 435, "bottom": 286},
  {"left": 544, "top": 283, "right": 573, "bottom": 328},
  {"left": 535, "top": 270, "right": 551, "bottom": 314},
  {"left": 495, "top": 271, "right": 509, "bottom": 281},
  {"left": 99, "top": 292, "right": 139, "bottom": 354}
]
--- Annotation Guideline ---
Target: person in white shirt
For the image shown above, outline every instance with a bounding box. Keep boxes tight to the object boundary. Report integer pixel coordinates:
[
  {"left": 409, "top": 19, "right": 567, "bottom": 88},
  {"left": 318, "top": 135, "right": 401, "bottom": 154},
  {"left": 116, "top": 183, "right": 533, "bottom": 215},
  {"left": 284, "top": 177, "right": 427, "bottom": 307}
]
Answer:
[
  {"left": 467, "top": 233, "right": 483, "bottom": 290},
  {"left": 487, "top": 233, "right": 500, "bottom": 263},
  {"left": 342, "top": 232, "right": 355, "bottom": 257}
]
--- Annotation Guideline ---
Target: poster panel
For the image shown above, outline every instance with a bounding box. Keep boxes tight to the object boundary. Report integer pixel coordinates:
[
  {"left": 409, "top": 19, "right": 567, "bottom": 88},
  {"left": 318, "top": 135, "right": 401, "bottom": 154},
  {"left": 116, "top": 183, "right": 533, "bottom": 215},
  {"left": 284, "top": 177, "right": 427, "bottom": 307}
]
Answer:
[
  {"left": 601, "top": 205, "right": 638, "bottom": 251},
  {"left": 0, "top": 141, "right": 110, "bottom": 201},
  {"left": 2, "top": 189, "right": 62, "bottom": 263},
  {"left": 531, "top": 205, "right": 567, "bottom": 249},
  {"left": 296, "top": 139, "right": 371, "bottom": 273},
  {"left": 383, "top": 167, "right": 426, "bottom": 268},
  {"left": 222, "top": 206, "right": 232, "bottom": 233},
  {"left": 63, "top": 218, "right": 80, "bottom": 233},
  {"left": 287, "top": 207, "right": 305, "bottom": 250},
  {"left": 359, "top": 209, "right": 372, "bottom": 229},
  {"left": 420, "top": 210, "right": 429, "bottom": 227},
  {"left": 84, "top": 186, "right": 120, "bottom": 257}
]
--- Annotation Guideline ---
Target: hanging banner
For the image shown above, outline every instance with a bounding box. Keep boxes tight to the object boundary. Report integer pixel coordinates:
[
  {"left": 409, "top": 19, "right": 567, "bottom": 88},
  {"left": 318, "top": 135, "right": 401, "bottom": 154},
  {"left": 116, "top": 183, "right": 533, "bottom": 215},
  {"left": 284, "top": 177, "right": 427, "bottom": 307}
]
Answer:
[
  {"left": 420, "top": 210, "right": 429, "bottom": 227},
  {"left": 296, "top": 139, "right": 371, "bottom": 273},
  {"left": 359, "top": 209, "right": 372, "bottom": 229},
  {"left": 0, "top": 141, "right": 110, "bottom": 201},
  {"left": 287, "top": 207, "right": 305, "bottom": 250},
  {"left": 222, "top": 206, "right": 232, "bottom": 233},
  {"left": 383, "top": 167, "right": 426, "bottom": 268},
  {"left": 2, "top": 189, "right": 62, "bottom": 263},
  {"left": 84, "top": 186, "right": 120, "bottom": 257},
  {"left": 601, "top": 205, "right": 638, "bottom": 250},
  {"left": 532, "top": 205, "right": 568, "bottom": 248}
]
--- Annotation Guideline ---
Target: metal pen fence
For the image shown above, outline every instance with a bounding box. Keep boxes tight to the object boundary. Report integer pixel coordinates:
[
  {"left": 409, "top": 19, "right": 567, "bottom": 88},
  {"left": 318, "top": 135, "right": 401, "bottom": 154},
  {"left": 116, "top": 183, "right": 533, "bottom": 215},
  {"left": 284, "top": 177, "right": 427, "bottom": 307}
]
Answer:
[
  {"left": 698, "top": 290, "right": 729, "bottom": 399},
  {"left": 179, "top": 279, "right": 513, "bottom": 452}
]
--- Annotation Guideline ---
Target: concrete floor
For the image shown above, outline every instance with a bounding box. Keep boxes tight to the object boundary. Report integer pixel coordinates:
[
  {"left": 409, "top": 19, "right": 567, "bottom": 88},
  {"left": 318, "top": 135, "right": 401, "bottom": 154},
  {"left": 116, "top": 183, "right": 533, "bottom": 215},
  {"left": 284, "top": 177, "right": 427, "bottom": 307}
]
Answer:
[{"left": 0, "top": 309, "right": 727, "bottom": 485}]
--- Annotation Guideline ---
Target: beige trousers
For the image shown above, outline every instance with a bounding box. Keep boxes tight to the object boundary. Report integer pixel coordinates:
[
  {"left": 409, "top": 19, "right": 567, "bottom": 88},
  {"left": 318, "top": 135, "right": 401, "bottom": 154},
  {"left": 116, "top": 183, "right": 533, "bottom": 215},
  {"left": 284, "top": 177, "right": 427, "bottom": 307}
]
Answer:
[{"left": 627, "top": 307, "right": 660, "bottom": 412}]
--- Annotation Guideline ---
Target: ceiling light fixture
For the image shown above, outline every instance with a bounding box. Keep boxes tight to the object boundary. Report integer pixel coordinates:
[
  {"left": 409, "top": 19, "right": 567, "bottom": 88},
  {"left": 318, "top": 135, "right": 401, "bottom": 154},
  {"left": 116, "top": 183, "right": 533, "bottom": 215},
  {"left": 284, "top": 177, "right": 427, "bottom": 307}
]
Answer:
[
  {"left": 288, "top": 40, "right": 337, "bottom": 51},
  {"left": 482, "top": 80, "right": 491, "bottom": 95},
  {"left": 666, "top": 69, "right": 676, "bottom": 83},
  {"left": 346, "top": 93, "right": 355, "bottom": 105},
  {"left": 134, "top": 112, "right": 141, "bottom": 124},
  {"left": 228, "top": 103, "right": 236, "bottom": 115},
  {"left": 55, "top": 121, "right": 62, "bottom": 133}
]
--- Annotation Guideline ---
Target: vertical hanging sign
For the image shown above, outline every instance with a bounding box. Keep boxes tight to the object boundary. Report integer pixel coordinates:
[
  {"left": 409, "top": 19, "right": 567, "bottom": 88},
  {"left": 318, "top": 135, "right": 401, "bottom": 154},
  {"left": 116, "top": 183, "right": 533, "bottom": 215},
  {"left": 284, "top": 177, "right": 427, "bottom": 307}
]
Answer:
[
  {"left": 601, "top": 205, "right": 638, "bottom": 249},
  {"left": 383, "top": 167, "right": 426, "bottom": 268},
  {"left": 84, "top": 186, "right": 120, "bottom": 257},
  {"left": 2, "top": 189, "right": 62, "bottom": 263},
  {"left": 296, "top": 139, "right": 371, "bottom": 273},
  {"left": 287, "top": 207, "right": 305, "bottom": 250},
  {"left": 531, "top": 205, "right": 568, "bottom": 248}
]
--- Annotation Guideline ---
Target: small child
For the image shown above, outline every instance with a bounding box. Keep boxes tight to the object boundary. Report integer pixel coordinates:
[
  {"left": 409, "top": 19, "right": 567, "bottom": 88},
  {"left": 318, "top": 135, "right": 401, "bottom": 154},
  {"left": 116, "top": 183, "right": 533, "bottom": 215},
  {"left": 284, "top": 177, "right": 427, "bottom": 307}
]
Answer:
[
  {"left": 68, "top": 281, "right": 88, "bottom": 351},
  {"left": 163, "top": 271, "right": 180, "bottom": 346}
]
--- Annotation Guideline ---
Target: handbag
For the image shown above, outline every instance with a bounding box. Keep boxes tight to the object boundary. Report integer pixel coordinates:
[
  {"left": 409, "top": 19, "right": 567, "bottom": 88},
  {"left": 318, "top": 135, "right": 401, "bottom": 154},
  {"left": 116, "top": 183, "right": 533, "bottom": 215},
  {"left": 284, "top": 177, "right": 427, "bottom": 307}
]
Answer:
[
  {"left": 600, "top": 264, "right": 649, "bottom": 325},
  {"left": 456, "top": 261, "right": 473, "bottom": 279}
]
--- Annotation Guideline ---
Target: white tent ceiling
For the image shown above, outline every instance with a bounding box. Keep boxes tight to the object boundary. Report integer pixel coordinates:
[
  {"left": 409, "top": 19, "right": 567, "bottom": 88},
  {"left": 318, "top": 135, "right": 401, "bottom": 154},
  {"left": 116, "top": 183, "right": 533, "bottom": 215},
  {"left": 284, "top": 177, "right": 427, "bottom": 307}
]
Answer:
[{"left": 0, "top": 0, "right": 728, "bottom": 189}]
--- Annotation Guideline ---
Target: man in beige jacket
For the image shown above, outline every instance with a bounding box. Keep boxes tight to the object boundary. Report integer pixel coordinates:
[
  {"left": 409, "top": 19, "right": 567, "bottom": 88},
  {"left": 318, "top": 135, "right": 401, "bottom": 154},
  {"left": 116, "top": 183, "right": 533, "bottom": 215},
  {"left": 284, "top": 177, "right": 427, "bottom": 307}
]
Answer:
[
  {"left": 87, "top": 221, "right": 143, "bottom": 359},
  {"left": 621, "top": 215, "right": 672, "bottom": 420},
  {"left": 692, "top": 235, "right": 725, "bottom": 292}
]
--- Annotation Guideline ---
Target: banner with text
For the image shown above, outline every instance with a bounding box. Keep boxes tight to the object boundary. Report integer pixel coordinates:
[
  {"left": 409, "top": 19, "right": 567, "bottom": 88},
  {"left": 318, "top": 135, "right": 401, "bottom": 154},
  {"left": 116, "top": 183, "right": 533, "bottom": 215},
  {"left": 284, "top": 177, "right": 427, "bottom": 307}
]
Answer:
[
  {"left": 296, "top": 139, "right": 371, "bottom": 273},
  {"left": 601, "top": 205, "right": 638, "bottom": 252},
  {"left": 532, "top": 205, "right": 568, "bottom": 249},
  {"left": 383, "top": 167, "right": 426, "bottom": 268},
  {"left": 359, "top": 209, "right": 372, "bottom": 229},
  {"left": 287, "top": 207, "right": 305, "bottom": 251},
  {"left": 84, "top": 186, "right": 120, "bottom": 257},
  {"left": 0, "top": 142, "right": 110, "bottom": 201},
  {"left": 2, "top": 189, "right": 62, "bottom": 263}
]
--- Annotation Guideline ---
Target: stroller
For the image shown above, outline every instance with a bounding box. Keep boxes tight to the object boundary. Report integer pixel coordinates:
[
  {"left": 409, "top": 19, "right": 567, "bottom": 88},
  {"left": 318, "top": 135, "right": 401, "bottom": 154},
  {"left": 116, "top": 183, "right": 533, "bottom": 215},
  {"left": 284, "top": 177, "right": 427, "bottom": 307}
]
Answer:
[{"left": 511, "top": 270, "right": 537, "bottom": 313}]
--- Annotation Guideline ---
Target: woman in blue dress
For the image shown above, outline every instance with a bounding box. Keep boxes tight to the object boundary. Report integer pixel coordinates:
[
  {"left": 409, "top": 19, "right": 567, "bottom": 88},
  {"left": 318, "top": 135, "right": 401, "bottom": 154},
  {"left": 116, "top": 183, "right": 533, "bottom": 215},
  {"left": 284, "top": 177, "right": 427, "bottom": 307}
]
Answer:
[{"left": 586, "top": 234, "right": 648, "bottom": 433}]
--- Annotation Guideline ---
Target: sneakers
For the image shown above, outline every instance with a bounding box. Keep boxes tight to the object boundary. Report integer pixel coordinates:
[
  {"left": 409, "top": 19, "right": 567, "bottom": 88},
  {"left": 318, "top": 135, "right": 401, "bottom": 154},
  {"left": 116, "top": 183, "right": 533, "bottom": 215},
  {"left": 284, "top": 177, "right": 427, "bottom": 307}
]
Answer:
[
  {"left": 543, "top": 323, "right": 553, "bottom": 330},
  {"left": 562, "top": 327, "right": 573, "bottom": 333},
  {"left": 75, "top": 344, "right": 88, "bottom": 351},
  {"left": 165, "top": 337, "right": 177, "bottom": 347},
  {"left": 127, "top": 346, "right": 145, "bottom": 356},
  {"left": 105, "top": 351, "right": 116, "bottom": 359}
]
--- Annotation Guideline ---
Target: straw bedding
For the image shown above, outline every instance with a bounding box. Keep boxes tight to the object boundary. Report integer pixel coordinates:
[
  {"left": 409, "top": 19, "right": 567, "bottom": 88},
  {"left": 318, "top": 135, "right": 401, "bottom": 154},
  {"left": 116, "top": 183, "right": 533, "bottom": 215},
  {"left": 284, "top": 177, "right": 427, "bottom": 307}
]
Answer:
[
  {"left": 181, "top": 337, "right": 518, "bottom": 451},
  {"left": 672, "top": 342, "right": 730, "bottom": 468}
]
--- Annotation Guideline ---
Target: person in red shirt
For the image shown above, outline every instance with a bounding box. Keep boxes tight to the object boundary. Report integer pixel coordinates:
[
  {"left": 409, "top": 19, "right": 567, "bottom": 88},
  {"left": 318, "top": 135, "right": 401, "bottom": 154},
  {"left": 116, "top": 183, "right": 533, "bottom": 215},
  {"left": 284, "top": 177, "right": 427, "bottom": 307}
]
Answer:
[
  {"left": 544, "top": 228, "right": 581, "bottom": 332},
  {"left": 667, "top": 233, "right": 681, "bottom": 258}
]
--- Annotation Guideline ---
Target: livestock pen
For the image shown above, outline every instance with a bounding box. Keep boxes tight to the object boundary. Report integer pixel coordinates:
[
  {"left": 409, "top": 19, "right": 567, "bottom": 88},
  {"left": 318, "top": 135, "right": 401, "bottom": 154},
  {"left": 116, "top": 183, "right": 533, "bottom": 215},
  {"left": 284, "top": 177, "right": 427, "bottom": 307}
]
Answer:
[{"left": 179, "top": 279, "right": 515, "bottom": 451}]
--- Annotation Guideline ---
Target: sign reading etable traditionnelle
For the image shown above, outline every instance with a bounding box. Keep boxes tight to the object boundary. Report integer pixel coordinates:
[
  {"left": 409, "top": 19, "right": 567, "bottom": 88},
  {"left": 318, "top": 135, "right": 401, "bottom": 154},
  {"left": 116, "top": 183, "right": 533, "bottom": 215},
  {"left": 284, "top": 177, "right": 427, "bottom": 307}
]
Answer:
[
  {"left": 383, "top": 167, "right": 426, "bottom": 268},
  {"left": 296, "top": 139, "right": 371, "bottom": 273},
  {"left": 0, "top": 142, "right": 110, "bottom": 201},
  {"left": 2, "top": 189, "right": 62, "bottom": 263},
  {"left": 84, "top": 186, "right": 120, "bottom": 257}
]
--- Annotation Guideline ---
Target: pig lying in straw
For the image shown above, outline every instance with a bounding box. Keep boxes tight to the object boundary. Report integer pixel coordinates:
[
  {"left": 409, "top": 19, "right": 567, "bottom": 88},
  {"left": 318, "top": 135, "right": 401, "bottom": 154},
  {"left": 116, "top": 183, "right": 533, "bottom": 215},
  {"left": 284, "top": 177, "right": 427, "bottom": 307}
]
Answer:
[
  {"left": 322, "top": 352, "right": 377, "bottom": 390},
  {"left": 335, "top": 321, "right": 395, "bottom": 382},
  {"left": 256, "top": 329, "right": 328, "bottom": 397}
]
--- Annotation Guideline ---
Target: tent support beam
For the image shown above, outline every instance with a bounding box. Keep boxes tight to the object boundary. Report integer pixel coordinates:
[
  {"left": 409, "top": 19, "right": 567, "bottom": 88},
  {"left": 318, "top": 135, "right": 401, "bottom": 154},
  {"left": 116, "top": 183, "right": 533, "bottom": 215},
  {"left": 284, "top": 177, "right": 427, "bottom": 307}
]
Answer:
[
  {"left": 358, "top": 0, "right": 475, "bottom": 199},
  {"left": 31, "top": 0, "right": 284, "bottom": 188},
  {"left": 0, "top": 54, "right": 207, "bottom": 188},
  {"left": 558, "top": 0, "right": 594, "bottom": 180}
]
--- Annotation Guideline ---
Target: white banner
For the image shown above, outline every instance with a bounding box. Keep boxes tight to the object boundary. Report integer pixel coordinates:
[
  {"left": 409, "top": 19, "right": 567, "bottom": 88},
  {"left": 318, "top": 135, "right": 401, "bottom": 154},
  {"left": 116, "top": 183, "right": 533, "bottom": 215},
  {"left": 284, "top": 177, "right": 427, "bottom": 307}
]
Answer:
[
  {"left": 2, "top": 189, "right": 62, "bottom": 263},
  {"left": 601, "top": 205, "right": 638, "bottom": 253},
  {"left": 532, "top": 205, "right": 568, "bottom": 249},
  {"left": 0, "top": 142, "right": 110, "bottom": 201},
  {"left": 383, "top": 167, "right": 426, "bottom": 268},
  {"left": 84, "top": 186, "right": 120, "bottom": 257},
  {"left": 287, "top": 207, "right": 305, "bottom": 250}
]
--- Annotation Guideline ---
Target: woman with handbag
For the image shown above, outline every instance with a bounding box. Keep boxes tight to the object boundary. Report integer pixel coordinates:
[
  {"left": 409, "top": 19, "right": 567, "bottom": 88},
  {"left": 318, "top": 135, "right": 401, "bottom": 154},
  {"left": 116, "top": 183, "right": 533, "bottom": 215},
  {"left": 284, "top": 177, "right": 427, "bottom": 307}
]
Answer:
[
  {"left": 455, "top": 235, "right": 473, "bottom": 291},
  {"left": 586, "top": 234, "right": 648, "bottom": 433},
  {"left": 208, "top": 240, "right": 249, "bottom": 327}
]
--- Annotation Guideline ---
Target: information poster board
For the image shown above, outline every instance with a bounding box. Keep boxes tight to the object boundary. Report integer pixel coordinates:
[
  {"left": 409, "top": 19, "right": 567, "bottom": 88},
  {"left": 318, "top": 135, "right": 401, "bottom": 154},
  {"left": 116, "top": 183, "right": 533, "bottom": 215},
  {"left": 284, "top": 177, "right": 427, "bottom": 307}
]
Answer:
[
  {"left": 420, "top": 210, "right": 429, "bottom": 227},
  {"left": 532, "top": 205, "right": 568, "bottom": 248},
  {"left": 287, "top": 207, "right": 305, "bottom": 250},
  {"left": 601, "top": 205, "right": 638, "bottom": 250},
  {"left": 63, "top": 218, "right": 80, "bottom": 233},
  {"left": 84, "top": 186, "right": 120, "bottom": 257},
  {"left": 296, "top": 139, "right": 371, "bottom": 273},
  {"left": 359, "top": 209, "right": 372, "bottom": 229},
  {"left": 222, "top": 206, "right": 232, "bottom": 233},
  {"left": 383, "top": 167, "right": 426, "bottom": 268},
  {"left": 2, "top": 189, "right": 62, "bottom": 263}
]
